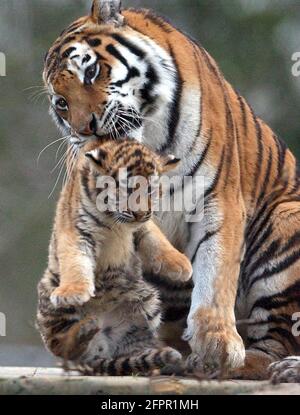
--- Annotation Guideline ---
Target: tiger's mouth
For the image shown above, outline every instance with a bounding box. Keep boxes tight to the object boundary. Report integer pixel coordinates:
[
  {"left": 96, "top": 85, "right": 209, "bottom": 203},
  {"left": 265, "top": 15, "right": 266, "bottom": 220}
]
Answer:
[
  {"left": 70, "top": 128, "right": 141, "bottom": 149},
  {"left": 71, "top": 109, "right": 143, "bottom": 146},
  {"left": 77, "top": 128, "right": 140, "bottom": 143}
]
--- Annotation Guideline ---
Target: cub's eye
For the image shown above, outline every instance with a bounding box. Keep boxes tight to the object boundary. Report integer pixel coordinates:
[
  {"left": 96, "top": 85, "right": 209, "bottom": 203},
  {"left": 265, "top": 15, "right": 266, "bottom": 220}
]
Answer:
[
  {"left": 85, "top": 63, "right": 99, "bottom": 84},
  {"left": 55, "top": 98, "right": 68, "bottom": 111}
]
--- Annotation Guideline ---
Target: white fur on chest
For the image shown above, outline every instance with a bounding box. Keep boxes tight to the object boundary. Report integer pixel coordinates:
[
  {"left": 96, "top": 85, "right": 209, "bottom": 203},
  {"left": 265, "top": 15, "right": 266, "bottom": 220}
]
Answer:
[{"left": 155, "top": 211, "right": 189, "bottom": 251}]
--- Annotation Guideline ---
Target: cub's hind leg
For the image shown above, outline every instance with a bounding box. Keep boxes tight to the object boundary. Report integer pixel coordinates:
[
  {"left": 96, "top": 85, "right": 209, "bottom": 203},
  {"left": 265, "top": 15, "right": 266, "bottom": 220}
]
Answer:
[
  {"left": 78, "top": 279, "right": 183, "bottom": 376},
  {"left": 231, "top": 201, "right": 300, "bottom": 381},
  {"left": 37, "top": 271, "right": 100, "bottom": 361}
]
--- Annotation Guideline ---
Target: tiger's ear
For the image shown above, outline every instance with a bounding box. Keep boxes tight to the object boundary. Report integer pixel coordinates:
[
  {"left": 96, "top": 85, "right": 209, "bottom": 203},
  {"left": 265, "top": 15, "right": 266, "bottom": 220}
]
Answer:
[
  {"left": 90, "top": 0, "right": 124, "bottom": 26},
  {"left": 160, "top": 155, "right": 181, "bottom": 173},
  {"left": 85, "top": 148, "right": 108, "bottom": 174}
]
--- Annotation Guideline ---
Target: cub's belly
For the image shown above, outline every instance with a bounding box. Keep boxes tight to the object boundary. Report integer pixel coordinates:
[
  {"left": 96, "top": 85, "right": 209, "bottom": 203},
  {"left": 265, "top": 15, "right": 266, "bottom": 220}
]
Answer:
[{"left": 81, "top": 301, "right": 137, "bottom": 358}]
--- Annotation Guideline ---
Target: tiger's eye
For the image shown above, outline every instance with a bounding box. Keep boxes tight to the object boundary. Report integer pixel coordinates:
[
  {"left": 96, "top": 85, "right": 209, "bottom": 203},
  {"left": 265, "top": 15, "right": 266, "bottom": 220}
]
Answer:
[{"left": 56, "top": 98, "right": 68, "bottom": 110}]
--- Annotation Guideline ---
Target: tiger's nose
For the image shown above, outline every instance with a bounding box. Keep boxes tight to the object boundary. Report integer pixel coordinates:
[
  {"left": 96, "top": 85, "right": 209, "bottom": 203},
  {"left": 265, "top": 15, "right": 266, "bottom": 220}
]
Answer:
[{"left": 78, "top": 114, "right": 97, "bottom": 136}]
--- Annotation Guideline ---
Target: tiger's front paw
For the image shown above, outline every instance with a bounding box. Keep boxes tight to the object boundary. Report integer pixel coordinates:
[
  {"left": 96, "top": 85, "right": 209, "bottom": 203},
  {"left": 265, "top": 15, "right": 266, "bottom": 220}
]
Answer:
[
  {"left": 50, "top": 281, "right": 95, "bottom": 308},
  {"left": 185, "top": 310, "right": 245, "bottom": 374},
  {"left": 152, "top": 249, "right": 193, "bottom": 283}
]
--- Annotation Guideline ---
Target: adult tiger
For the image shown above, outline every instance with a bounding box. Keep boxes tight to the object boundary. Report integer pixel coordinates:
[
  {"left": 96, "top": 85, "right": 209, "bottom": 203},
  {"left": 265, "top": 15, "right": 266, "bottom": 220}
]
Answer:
[{"left": 43, "top": 0, "right": 300, "bottom": 382}]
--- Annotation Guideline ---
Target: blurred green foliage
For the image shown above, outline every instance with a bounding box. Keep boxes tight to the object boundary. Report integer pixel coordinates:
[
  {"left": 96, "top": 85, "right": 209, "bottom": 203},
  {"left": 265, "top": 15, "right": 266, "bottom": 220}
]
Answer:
[{"left": 1, "top": 0, "right": 300, "bottom": 364}]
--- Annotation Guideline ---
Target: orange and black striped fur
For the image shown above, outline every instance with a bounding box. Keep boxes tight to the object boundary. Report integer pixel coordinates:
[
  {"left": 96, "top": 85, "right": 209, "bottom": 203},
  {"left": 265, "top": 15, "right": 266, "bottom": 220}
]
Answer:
[
  {"left": 42, "top": 0, "right": 300, "bottom": 381},
  {"left": 36, "top": 139, "right": 188, "bottom": 375}
]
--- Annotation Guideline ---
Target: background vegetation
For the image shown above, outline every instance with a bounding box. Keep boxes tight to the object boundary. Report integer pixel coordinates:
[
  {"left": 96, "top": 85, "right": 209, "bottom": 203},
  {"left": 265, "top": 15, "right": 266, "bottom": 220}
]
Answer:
[{"left": 1, "top": 0, "right": 300, "bottom": 366}]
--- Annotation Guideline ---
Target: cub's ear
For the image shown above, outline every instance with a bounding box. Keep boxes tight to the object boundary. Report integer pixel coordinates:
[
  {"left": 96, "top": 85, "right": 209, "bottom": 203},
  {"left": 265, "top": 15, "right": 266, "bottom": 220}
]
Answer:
[
  {"left": 161, "top": 155, "right": 181, "bottom": 173},
  {"left": 85, "top": 148, "right": 108, "bottom": 174},
  {"left": 90, "top": 0, "right": 124, "bottom": 26}
]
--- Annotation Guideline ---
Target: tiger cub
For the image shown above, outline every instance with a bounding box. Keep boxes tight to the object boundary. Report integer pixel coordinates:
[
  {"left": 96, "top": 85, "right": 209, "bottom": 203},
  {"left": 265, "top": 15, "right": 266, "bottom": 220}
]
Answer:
[{"left": 37, "top": 139, "right": 187, "bottom": 375}]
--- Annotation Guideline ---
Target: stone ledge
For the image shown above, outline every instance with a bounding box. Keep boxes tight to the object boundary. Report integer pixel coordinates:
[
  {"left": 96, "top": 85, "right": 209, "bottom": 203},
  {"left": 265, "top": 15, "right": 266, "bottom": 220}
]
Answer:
[{"left": 0, "top": 367, "right": 299, "bottom": 395}]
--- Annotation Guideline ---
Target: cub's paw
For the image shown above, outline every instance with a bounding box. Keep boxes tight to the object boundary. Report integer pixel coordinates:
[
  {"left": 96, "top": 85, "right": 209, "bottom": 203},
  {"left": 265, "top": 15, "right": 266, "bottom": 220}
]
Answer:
[
  {"left": 152, "top": 250, "right": 193, "bottom": 283},
  {"left": 50, "top": 282, "right": 95, "bottom": 307},
  {"left": 185, "top": 313, "right": 245, "bottom": 374},
  {"left": 269, "top": 357, "right": 300, "bottom": 384}
]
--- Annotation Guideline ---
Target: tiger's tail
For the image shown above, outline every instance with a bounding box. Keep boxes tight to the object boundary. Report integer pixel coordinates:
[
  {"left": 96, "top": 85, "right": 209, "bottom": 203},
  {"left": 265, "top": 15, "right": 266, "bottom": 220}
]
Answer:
[{"left": 69, "top": 347, "right": 183, "bottom": 376}]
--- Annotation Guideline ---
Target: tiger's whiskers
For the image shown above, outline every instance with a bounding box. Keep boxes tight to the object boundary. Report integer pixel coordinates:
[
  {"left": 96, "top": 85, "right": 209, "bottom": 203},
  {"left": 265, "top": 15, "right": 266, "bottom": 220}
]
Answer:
[{"left": 37, "top": 135, "right": 71, "bottom": 166}]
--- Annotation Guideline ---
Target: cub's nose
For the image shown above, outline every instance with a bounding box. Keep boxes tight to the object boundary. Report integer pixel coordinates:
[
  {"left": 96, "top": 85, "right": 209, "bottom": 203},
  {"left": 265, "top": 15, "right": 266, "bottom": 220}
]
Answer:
[{"left": 78, "top": 113, "right": 97, "bottom": 136}]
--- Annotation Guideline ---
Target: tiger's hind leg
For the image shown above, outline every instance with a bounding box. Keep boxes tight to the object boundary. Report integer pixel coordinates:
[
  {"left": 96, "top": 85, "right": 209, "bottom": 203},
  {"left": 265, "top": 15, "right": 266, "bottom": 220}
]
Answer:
[
  {"left": 228, "top": 344, "right": 286, "bottom": 380},
  {"left": 230, "top": 351, "right": 300, "bottom": 382},
  {"left": 230, "top": 201, "right": 300, "bottom": 381},
  {"left": 269, "top": 356, "right": 300, "bottom": 383}
]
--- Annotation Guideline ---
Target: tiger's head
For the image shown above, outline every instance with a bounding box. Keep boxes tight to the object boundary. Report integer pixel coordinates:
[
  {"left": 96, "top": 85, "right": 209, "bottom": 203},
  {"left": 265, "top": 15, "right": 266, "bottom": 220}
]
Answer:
[{"left": 43, "top": 0, "right": 176, "bottom": 145}]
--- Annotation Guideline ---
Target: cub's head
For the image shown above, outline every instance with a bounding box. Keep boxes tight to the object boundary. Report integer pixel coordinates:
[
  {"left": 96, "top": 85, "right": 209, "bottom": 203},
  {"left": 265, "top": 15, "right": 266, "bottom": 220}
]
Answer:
[
  {"left": 43, "top": 0, "right": 175, "bottom": 144},
  {"left": 84, "top": 139, "right": 179, "bottom": 224}
]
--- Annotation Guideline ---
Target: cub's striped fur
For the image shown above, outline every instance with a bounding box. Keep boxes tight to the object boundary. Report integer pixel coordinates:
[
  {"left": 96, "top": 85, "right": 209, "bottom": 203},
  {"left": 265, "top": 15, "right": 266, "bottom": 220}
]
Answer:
[
  {"left": 43, "top": 0, "right": 300, "bottom": 381},
  {"left": 37, "top": 139, "right": 186, "bottom": 375}
]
